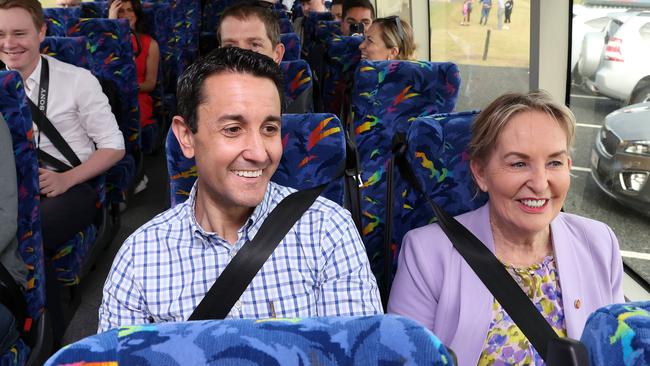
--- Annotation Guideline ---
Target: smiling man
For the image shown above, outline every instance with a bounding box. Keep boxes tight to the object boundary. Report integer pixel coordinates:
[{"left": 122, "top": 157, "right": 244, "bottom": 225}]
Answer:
[{"left": 98, "top": 47, "right": 382, "bottom": 331}]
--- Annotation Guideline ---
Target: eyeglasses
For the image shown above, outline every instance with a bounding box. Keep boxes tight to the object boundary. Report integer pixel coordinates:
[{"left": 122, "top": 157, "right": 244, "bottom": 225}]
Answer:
[{"left": 385, "top": 15, "right": 405, "bottom": 42}]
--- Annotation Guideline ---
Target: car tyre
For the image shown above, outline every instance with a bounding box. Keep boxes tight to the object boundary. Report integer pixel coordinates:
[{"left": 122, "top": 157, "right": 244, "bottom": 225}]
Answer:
[{"left": 629, "top": 81, "right": 650, "bottom": 105}]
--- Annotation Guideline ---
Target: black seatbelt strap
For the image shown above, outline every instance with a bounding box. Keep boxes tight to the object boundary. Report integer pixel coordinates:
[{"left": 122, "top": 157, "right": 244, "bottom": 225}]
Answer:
[
  {"left": 344, "top": 131, "right": 363, "bottom": 235},
  {"left": 391, "top": 133, "right": 559, "bottom": 361},
  {"left": 189, "top": 183, "right": 326, "bottom": 321},
  {"left": 28, "top": 57, "right": 82, "bottom": 172}
]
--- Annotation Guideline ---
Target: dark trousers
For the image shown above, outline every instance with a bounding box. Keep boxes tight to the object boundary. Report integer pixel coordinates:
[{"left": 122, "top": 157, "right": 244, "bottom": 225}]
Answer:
[
  {"left": 40, "top": 182, "right": 97, "bottom": 344},
  {"left": 505, "top": 9, "right": 512, "bottom": 22},
  {"left": 0, "top": 303, "right": 19, "bottom": 354},
  {"left": 41, "top": 183, "right": 98, "bottom": 255}
]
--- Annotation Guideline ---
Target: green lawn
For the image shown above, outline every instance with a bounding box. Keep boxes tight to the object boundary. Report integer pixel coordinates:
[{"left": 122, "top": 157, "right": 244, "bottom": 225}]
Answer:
[{"left": 429, "top": 0, "right": 530, "bottom": 68}]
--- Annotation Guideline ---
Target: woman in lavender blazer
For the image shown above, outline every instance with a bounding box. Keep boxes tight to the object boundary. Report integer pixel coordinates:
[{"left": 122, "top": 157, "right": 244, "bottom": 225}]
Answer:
[{"left": 387, "top": 91, "right": 624, "bottom": 366}]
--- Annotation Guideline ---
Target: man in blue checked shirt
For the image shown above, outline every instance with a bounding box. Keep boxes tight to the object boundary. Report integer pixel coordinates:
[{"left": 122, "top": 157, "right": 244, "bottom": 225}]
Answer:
[{"left": 98, "top": 47, "right": 382, "bottom": 332}]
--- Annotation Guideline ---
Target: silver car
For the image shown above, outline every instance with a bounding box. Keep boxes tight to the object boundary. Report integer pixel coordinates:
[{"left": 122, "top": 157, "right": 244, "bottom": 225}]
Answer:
[
  {"left": 580, "top": 11, "right": 650, "bottom": 104},
  {"left": 591, "top": 102, "right": 650, "bottom": 214}
]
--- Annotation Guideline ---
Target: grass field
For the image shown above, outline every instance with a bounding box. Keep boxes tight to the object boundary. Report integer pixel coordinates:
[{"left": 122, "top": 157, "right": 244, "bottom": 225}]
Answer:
[{"left": 429, "top": 0, "right": 530, "bottom": 68}]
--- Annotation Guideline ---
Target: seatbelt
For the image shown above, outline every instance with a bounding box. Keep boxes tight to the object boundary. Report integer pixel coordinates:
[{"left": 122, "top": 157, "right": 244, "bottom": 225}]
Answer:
[
  {"left": 28, "top": 56, "right": 82, "bottom": 172},
  {"left": 391, "top": 132, "right": 561, "bottom": 362},
  {"left": 189, "top": 183, "right": 326, "bottom": 321},
  {"left": 343, "top": 131, "right": 363, "bottom": 236}
]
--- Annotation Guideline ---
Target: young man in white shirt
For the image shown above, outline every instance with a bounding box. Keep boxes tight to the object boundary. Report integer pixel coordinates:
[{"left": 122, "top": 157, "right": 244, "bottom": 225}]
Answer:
[{"left": 0, "top": 0, "right": 124, "bottom": 339}]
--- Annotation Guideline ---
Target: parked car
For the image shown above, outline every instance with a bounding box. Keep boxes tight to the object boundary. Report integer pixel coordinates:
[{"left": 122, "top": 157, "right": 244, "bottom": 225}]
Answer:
[
  {"left": 591, "top": 102, "right": 650, "bottom": 214},
  {"left": 579, "top": 11, "right": 650, "bottom": 104},
  {"left": 571, "top": 5, "right": 622, "bottom": 77}
]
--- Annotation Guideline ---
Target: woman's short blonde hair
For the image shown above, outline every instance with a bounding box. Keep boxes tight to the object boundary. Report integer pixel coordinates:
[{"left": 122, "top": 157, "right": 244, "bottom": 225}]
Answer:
[
  {"left": 373, "top": 17, "right": 416, "bottom": 60},
  {"left": 469, "top": 90, "right": 576, "bottom": 163}
]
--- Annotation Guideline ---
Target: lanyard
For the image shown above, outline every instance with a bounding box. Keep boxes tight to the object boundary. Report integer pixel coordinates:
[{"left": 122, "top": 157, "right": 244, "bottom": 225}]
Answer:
[{"left": 36, "top": 56, "right": 50, "bottom": 148}]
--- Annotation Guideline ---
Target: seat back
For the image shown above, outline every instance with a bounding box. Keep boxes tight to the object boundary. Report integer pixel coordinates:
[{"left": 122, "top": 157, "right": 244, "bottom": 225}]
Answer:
[
  {"left": 351, "top": 60, "right": 461, "bottom": 291},
  {"left": 166, "top": 113, "right": 346, "bottom": 207},
  {"left": 322, "top": 35, "right": 362, "bottom": 116},
  {"left": 391, "top": 112, "right": 487, "bottom": 278},
  {"left": 301, "top": 11, "right": 333, "bottom": 59},
  {"left": 40, "top": 36, "right": 91, "bottom": 70},
  {"left": 581, "top": 301, "right": 650, "bottom": 366},
  {"left": 316, "top": 20, "right": 342, "bottom": 40},
  {"left": 43, "top": 7, "right": 80, "bottom": 37},
  {"left": 79, "top": 1, "right": 107, "bottom": 18},
  {"left": 280, "top": 59, "right": 314, "bottom": 114},
  {"left": 0, "top": 70, "right": 46, "bottom": 327},
  {"left": 279, "top": 17, "right": 294, "bottom": 34},
  {"left": 45, "top": 315, "right": 453, "bottom": 365},
  {"left": 280, "top": 32, "right": 301, "bottom": 61}
]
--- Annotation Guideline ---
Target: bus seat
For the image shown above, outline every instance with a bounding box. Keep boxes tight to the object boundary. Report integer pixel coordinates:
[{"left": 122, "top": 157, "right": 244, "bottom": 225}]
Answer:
[
  {"left": 279, "top": 17, "right": 294, "bottom": 34},
  {"left": 580, "top": 301, "right": 650, "bottom": 365},
  {"left": 166, "top": 113, "right": 347, "bottom": 207},
  {"left": 301, "top": 12, "right": 334, "bottom": 59},
  {"left": 44, "top": 315, "right": 453, "bottom": 366},
  {"left": 281, "top": 32, "right": 301, "bottom": 61},
  {"left": 322, "top": 35, "right": 362, "bottom": 116},
  {"left": 0, "top": 70, "right": 52, "bottom": 366},
  {"left": 390, "top": 112, "right": 487, "bottom": 281},
  {"left": 43, "top": 7, "right": 80, "bottom": 37},
  {"left": 305, "top": 21, "right": 342, "bottom": 114},
  {"left": 39, "top": 37, "right": 115, "bottom": 287},
  {"left": 351, "top": 60, "right": 461, "bottom": 297},
  {"left": 68, "top": 18, "right": 140, "bottom": 206},
  {"left": 280, "top": 60, "right": 314, "bottom": 114},
  {"left": 79, "top": 1, "right": 107, "bottom": 18},
  {"left": 274, "top": 8, "right": 289, "bottom": 19},
  {"left": 316, "top": 20, "right": 342, "bottom": 40}
]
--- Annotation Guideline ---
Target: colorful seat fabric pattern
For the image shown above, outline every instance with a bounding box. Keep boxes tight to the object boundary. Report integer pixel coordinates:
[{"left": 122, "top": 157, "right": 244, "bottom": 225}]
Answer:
[
  {"left": 68, "top": 18, "right": 140, "bottom": 204},
  {"left": 166, "top": 113, "right": 346, "bottom": 207},
  {"left": 350, "top": 60, "right": 461, "bottom": 292},
  {"left": 581, "top": 301, "right": 650, "bottom": 366},
  {"left": 40, "top": 37, "right": 91, "bottom": 70},
  {"left": 0, "top": 70, "right": 46, "bottom": 366},
  {"left": 45, "top": 315, "right": 453, "bottom": 366},
  {"left": 316, "top": 20, "right": 342, "bottom": 40},
  {"left": 301, "top": 12, "right": 334, "bottom": 59},
  {"left": 322, "top": 35, "right": 362, "bottom": 116},
  {"left": 280, "top": 60, "right": 314, "bottom": 114},
  {"left": 391, "top": 112, "right": 487, "bottom": 277},
  {"left": 281, "top": 33, "right": 301, "bottom": 61},
  {"left": 43, "top": 7, "right": 80, "bottom": 37},
  {"left": 79, "top": 1, "right": 107, "bottom": 18}
]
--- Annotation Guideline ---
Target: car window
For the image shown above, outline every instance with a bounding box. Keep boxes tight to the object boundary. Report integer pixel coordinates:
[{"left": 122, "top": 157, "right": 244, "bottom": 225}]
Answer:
[
  {"left": 605, "top": 18, "right": 624, "bottom": 42},
  {"left": 585, "top": 16, "right": 611, "bottom": 30}
]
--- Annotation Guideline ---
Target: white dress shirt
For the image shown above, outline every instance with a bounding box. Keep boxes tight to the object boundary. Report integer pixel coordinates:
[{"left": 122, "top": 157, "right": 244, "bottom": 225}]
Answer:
[{"left": 24, "top": 55, "right": 124, "bottom": 167}]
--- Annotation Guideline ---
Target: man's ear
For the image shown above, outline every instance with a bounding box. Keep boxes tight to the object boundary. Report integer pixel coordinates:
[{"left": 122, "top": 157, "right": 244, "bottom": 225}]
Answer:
[
  {"left": 38, "top": 23, "right": 46, "bottom": 43},
  {"left": 273, "top": 42, "right": 285, "bottom": 64},
  {"left": 470, "top": 159, "right": 488, "bottom": 192},
  {"left": 171, "top": 116, "right": 196, "bottom": 159}
]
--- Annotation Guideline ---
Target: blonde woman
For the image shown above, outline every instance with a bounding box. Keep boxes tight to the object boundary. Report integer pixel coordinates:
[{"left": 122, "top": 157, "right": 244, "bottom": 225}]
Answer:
[{"left": 359, "top": 16, "right": 416, "bottom": 61}]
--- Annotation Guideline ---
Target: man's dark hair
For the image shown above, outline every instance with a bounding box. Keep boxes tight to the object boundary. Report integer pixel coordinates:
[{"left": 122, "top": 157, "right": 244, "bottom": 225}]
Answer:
[
  {"left": 218, "top": 1, "right": 282, "bottom": 47},
  {"left": 332, "top": 0, "right": 344, "bottom": 5},
  {"left": 342, "top": 0, "right": 375, "bottom": 19},
  {"left": 176, "top": 47, "right": 284, "bottom": 133}
]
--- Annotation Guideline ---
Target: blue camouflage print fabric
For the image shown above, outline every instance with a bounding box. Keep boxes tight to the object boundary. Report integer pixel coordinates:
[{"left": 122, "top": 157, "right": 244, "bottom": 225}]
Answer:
[
  {"left": 301, "top": 12, "right": 334, "bottom": 59},
  {"left": 39, "top": 37, "right": 107, "bottom": 286},
  {"left": 0, "top": 71, "right": 46, "bottom": 366},
  {"left": 581, "top": 301, "right": 650, "bottom": 366},
  {"left": 68, "top": 18, "right": 139, "bottom": 204},
  {"left": 43, "top": 7, "right": 80, "bottom": 37},
  {"left": 351, "top": 60, "right": 461, "bottom": 291},
  {"left": 280, "top": 60, "right": 314, "bottom": 114},
  {"left": 45, "top": 315, "right": 452, "bottom": 366},
  {"left": 316, "top": 20, "right": 342, "bottom": 40},
  {"left": 322, "top": 35, "right": 362, "bottom": 117},
  {"left": 392, "top": 112, "right": 488, "bottom": 276},
  {"left": 166, "top": 114, "right": 346, "bottom": 207},
  {"left": 281, "top": 33, "right": 301, "bottom": 61}
]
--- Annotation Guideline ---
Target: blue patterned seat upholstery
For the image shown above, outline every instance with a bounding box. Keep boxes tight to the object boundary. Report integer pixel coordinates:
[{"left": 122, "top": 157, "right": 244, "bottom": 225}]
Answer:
[
  {"left": 39, "top": 36, "right": 108, "bottom": 286},
  {"left": 68, "top": 18, "right": 139, "bottom": 205},
  {"left": 301, "top": 12, "right": 333, "bottom": 59},
  {"left": 391, "top": 112, "right": 487, "bottom": 277},
  {"left": 581, "top": 301, "right": 650, "bottom": 365},
  {"left": 166, "top": 113, "right": 346, "bottom": 207},
  {"left": 44, "top": 315, "right": 453, "bottom": 366},
  {"left": 0, "top": 71, "right": 46, "bottom": 366},
  {"left": 351, "top": 60, "right": 461, "bottom": 292},
  {"left": 322, "top": 35, "right": 362, "bottom": 116},
  {"left": 279, "top": 18, "right": 294, "bottom": 34},
  {"left": 316, "top": 20, "right": 341, "bottom": 40},
  {"left": 79, "top": 1, "right": 107, "bottom": 18},
  {"left": 280, "top": 33, "right": 301, "bottom": 61},
  {"left": 280, "top": 60, "right": 314, "bottom": 114},
  {"left": 43, "top": 7, "right": 80, "bottom": 37}
]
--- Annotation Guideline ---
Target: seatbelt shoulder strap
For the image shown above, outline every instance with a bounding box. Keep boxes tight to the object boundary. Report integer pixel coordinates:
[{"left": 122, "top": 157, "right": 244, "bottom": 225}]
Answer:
[{"left": 189, "top": 184, "right": 326, "bottom": 321}]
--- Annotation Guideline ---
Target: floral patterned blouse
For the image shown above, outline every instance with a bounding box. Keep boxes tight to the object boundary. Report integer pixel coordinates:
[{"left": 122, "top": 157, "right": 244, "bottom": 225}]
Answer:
[{"left": 478, "top": 255, "right": 567, "bottom": 365}]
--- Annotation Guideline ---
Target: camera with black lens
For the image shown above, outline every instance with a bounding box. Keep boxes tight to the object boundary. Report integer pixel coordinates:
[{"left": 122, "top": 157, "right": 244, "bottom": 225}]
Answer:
[{"left": 349, "top": 22, "right": 364, "bottom": 36}]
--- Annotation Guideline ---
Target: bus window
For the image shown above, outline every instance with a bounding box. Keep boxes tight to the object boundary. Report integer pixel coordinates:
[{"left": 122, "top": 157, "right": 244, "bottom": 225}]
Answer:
[{"left": 428, "top": 0, "right": 531, "bottom": 110}]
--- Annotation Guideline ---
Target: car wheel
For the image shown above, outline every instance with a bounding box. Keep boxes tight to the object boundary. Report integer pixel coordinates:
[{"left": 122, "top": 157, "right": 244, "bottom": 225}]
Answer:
[
  {"left": 630, "top": 82, "right": 650, "bottom": 105},
  {"left": 578, "top": 31, "right": 605, "bottom": 79}
]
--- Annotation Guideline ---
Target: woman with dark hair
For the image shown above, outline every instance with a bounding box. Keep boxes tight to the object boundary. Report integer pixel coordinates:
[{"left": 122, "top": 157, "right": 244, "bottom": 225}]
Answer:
[{"left": 108, "top": 0, "right": 159, "bottom": 133}]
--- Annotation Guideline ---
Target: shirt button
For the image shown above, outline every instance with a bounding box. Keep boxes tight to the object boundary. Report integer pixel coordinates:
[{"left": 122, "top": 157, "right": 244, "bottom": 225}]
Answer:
[
  {"left": 235, "top": 300, "right": 242, "bottom": 309},
  {"left": 574, "top": 299, "right": 581, "bottom": 309}
]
